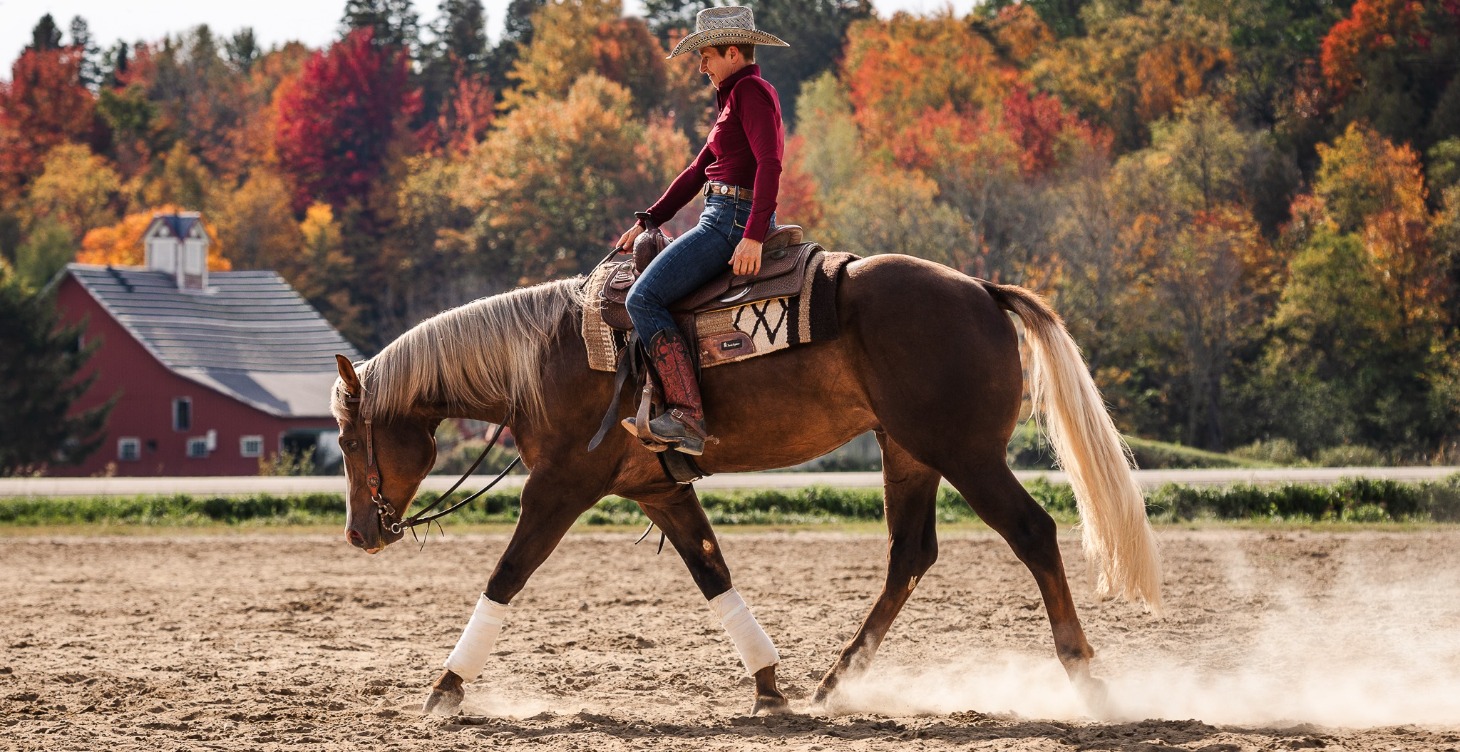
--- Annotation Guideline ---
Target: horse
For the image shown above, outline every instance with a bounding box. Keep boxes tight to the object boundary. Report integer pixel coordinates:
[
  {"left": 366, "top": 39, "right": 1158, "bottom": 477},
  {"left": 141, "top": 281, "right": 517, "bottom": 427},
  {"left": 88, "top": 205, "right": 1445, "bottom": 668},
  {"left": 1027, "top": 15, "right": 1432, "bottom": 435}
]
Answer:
[{"left": 329, "top": 253, "right": 1161, "bottom": 716}]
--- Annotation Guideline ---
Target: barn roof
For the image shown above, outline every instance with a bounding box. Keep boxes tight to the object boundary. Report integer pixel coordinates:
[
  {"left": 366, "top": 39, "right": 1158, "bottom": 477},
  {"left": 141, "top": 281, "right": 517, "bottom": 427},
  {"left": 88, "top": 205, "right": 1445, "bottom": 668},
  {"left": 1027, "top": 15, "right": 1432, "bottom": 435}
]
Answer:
[{"left": 65, "top": 264, "right": 363, "bottom": 418}]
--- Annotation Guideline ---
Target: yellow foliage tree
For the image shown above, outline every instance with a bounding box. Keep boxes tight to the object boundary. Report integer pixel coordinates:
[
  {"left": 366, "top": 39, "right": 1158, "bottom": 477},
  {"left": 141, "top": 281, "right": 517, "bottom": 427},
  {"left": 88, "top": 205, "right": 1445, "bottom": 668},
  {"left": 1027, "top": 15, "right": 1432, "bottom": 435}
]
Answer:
[
  {"left": 24, "top": 143, "right": 121, "bottom": 240},
  {"left": 1315, "top": 122, "right": 1442, "bottom": 334}
]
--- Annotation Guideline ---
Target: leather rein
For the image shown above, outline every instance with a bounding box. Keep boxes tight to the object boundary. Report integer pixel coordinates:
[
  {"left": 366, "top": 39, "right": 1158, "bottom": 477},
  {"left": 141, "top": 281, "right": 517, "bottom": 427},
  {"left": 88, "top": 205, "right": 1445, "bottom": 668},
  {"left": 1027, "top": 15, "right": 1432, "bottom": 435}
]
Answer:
[{"left": 344, "top": 390, "right": 521, "bottom": 536}]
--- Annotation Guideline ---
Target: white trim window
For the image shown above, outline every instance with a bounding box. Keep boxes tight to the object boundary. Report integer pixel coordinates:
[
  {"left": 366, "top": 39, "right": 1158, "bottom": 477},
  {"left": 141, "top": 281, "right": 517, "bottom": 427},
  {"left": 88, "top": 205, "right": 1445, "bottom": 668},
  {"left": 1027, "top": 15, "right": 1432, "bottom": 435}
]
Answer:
[
  {"left": 173, "top": 397, "right": 192, "bottom": 431},
  {"left": 240, "top": 435, "right": 264, "bottom": 458},
  {"left": 186, "top": 437, "right": 209, "bottom": 458},
  {"left": 117, "top": 437, "right": 140, "bottom": 462}
]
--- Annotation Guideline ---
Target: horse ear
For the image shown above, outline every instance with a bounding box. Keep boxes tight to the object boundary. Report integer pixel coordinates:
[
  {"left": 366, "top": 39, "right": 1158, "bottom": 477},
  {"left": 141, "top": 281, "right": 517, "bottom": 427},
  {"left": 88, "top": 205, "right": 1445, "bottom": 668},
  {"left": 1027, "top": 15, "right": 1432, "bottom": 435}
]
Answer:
[{"left": 335, "top": 354, "right": 362, "bottom": 395}]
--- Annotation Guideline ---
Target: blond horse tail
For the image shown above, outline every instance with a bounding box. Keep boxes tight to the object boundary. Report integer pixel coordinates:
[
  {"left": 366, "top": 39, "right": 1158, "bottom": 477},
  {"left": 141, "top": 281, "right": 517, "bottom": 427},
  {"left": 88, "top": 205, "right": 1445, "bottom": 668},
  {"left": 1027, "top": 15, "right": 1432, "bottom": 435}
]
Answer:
[{"left": 984, "top": 281, "right": 1163, "bottom": 613}]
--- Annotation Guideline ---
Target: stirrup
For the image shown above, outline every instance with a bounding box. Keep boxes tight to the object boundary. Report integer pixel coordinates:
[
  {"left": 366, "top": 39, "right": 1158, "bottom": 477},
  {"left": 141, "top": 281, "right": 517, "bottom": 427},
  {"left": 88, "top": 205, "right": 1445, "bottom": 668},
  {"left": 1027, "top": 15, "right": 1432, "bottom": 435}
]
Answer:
[{"left": 646, "top": 410, "right": 712, "bottom": 456}]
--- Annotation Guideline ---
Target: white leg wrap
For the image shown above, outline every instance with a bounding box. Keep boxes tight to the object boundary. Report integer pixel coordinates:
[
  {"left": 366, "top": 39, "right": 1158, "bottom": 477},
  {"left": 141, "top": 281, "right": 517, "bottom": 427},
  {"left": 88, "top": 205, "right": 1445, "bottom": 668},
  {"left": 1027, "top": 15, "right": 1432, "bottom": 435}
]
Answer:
[
  {"left": 442, "top": 594, "right": 509, "bottom": 682},
  {"left": 710, "top": 588, "right": 779, "bottom": 676}
]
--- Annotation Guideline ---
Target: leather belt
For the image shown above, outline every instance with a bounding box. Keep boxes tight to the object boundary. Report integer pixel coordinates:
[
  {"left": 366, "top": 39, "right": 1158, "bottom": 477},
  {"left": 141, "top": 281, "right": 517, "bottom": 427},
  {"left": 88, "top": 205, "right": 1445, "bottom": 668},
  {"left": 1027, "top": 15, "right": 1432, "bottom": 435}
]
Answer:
[{"left": 704, "top": 181, "right": 752, "bottom": 201}]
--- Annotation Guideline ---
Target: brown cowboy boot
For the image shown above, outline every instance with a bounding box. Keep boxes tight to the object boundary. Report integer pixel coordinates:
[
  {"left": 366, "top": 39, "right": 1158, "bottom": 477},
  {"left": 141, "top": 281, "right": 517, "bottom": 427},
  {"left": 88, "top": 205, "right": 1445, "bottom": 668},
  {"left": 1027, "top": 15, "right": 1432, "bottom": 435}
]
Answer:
[{"left": 640, "top": 329, "right": 712, "bottom": 455}]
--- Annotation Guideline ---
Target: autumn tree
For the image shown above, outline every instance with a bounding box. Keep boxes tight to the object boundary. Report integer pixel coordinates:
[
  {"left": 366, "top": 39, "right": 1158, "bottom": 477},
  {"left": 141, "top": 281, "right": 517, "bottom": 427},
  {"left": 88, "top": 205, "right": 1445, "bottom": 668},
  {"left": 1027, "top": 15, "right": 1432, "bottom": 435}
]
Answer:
[
  {"left": 24, "top": 143, "right": 122, "bottom": 241},
  {"left": 375, "top": 155, "right": 484, "bottom": 331},
  {"left": 1321, "top": 0, "right": 1460, "bottom": 152},
  {"left": 274, "top": 29, "right": 422, "bottom": 214},
  {"left": 1315, "top": 123, "right": 1444, "bottom": 338},
  {"left": 97, "top": 28, "right": 254, "bottom": 183},
  {"left": 0, "top": 265, "right": 112, "bottom": 475},
  {"left": 1028, "top": 0, "right": 1229, "bottom": 150},
  {"left": 457, "top": 74, "right": 688, "bottom": 283},
  {"left": 841, "top": 11, "right": 1011, "bottom": 149},
  {"left": 1255, "top": 224, "right": 1455, "bottom": 455},
  {"left": 0, "top": 47, "right": 96, "bottom": 200},
  {"left": 1106, "top": 98, "right": 1279, "bottom": 448},
  {"left": 213, "top": 170, "right": 300, "bottom": 270}
]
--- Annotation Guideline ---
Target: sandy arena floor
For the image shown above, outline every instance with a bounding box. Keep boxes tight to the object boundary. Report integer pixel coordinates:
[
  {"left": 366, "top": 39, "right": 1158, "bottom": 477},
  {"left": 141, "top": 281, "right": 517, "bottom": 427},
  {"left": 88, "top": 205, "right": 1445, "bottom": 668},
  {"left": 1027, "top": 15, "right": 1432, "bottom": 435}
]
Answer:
[{"left": 3, "top": 527, "right": 1459, "bottom": 751}]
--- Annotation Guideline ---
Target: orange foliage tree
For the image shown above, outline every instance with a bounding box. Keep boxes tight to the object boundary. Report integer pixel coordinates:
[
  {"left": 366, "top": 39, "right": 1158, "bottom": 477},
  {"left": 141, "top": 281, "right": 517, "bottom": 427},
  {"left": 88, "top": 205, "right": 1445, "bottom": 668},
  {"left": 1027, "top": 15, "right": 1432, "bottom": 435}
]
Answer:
[
  {"left": 840, "top": 11, "right": 1013, "bottom": 150},
  {"left": 78, "top": 207, "right": 231, "bottom": 271},
  {"left": 1135, "top": 39, "right": 1233, "bottom": 123}
]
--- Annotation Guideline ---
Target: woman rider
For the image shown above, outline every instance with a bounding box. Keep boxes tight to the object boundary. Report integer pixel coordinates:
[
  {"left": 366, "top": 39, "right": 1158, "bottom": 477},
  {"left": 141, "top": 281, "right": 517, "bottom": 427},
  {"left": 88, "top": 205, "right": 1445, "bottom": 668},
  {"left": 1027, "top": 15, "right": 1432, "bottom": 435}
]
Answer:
[{"left": 615, "top": 5, "right": 788, "bottom": 456}]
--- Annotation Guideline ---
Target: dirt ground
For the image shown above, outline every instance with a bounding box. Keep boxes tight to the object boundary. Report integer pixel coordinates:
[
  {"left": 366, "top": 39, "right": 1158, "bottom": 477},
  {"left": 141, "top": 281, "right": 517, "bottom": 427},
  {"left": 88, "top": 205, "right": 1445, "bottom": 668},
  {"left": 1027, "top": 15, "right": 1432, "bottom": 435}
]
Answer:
[{"left": 3, "top": 526, "right": 1459, "bottom": 751}]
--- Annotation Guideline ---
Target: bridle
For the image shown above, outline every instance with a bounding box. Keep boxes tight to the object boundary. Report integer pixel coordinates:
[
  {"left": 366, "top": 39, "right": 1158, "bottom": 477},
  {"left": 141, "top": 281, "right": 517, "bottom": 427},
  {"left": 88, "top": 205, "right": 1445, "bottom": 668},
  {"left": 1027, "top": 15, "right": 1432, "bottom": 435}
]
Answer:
[{"left": 343, "top": 387, "right": 521, "bottom": 537}]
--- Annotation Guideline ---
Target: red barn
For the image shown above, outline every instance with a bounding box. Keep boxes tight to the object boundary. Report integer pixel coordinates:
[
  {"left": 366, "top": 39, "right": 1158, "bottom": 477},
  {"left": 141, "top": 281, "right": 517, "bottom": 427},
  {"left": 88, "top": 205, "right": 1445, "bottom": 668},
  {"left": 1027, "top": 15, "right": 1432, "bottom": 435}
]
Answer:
[{"left": 51, "top": 212, "right": 362, "bottom": 476}]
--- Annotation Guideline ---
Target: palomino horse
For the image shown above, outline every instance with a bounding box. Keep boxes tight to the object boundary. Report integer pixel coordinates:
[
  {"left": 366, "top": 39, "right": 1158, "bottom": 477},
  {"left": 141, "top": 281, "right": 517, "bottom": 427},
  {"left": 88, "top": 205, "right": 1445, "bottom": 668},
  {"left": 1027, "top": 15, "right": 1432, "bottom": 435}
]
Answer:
[{"left": 330, "top": 253, "right": 1161, "bottom": 716}]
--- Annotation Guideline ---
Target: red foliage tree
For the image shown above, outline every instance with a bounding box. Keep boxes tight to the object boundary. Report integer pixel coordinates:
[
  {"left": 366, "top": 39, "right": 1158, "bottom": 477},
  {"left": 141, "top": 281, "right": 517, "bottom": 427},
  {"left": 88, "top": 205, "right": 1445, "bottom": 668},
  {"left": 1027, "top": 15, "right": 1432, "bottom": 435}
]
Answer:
[
  {"left": 1001, "top": 84, "right": 1104, "bottom": 176},
  {"left": 1321, "top": 0, "right": 1425, "bottom": 98},
  {"left": 274, "top": 29, "right": 422, "bottom": 213},
  {"left": 0, "top": 48, "right": 96, "bottom": 200}
]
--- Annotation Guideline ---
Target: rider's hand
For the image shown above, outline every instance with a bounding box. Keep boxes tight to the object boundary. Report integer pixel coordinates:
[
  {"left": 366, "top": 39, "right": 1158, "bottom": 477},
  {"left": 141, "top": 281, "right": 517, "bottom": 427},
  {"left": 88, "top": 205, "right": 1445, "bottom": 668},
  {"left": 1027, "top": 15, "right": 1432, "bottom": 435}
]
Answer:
[
  {"left": 615, "top": 223, "right": 644, "bottom": 252},
  {"left": 730, "top": 238, "right": 763, "bottom": 276}
]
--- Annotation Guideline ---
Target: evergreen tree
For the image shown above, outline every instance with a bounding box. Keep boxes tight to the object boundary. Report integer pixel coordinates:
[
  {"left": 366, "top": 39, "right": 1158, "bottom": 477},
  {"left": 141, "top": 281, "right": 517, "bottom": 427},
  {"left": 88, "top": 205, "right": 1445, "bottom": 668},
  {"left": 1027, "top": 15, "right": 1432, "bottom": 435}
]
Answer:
[
  {"left": 100, "top": 41, "right": 130, "bottom": 89},
  {"left": 642, "top": 0, "right": 699, "bottom": 41},
  {"left": 0, "top": 266, "right": 112, "bottom": 476},
  {"left": 485, "top": 0, "right": 545, "bottom": 95},
  {"left": 29, "top": 14, "right": 63, "bottom": 52},
  {"left": 68, "top": 16, "right": 100, "bottom": 89},
  {"left": 438, "top": 0, "right": 488, "bottom": 72},
  {"left": 342, "top": 0, "right": 421, "bottom": 55},
  {"left": 419, "top": 0, "right": 488, "bottom": 129},
  {"left": 225, "top": 28, "right": 262, "bottom": 73}
]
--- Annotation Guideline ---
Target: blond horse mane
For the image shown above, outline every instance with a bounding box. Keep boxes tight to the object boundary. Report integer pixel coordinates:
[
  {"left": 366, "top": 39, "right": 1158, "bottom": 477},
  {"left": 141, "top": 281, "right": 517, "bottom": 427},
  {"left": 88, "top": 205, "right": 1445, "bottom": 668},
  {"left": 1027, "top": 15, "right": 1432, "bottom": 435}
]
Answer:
[{"left": 331, "top": 279, "right": 585, "bottom": 425}]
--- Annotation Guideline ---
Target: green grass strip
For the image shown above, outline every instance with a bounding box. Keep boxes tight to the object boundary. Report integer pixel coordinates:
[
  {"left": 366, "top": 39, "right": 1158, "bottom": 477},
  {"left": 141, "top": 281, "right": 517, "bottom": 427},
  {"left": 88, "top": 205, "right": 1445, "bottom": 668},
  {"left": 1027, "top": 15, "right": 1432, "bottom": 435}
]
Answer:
[{"left": 1, "top": 474, "right": 1457, "bottom": 527}]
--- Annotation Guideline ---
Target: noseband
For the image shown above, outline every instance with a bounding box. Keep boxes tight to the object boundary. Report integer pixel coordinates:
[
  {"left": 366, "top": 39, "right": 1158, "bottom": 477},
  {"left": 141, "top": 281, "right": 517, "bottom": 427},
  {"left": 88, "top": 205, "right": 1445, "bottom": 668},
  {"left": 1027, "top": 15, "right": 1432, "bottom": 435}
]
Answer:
[{"left": 343, "top": 388, "right": 521, "bottom": 536}]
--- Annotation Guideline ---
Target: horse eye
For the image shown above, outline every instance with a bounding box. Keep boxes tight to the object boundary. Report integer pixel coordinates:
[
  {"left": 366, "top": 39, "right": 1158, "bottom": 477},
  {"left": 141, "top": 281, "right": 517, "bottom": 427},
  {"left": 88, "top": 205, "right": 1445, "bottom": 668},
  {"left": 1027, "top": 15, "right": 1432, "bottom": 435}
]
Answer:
[{"left": 345, "top": 440, "right": 361, "bottom": 452}]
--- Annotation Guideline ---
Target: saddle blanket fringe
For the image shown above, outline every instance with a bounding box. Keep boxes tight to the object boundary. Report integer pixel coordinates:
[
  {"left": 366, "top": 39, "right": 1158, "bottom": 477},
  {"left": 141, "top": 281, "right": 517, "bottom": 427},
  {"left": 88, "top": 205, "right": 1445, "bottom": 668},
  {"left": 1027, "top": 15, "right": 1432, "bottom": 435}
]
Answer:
[{"left": 581, "top": 250, "right": 857, "bottom": 373}]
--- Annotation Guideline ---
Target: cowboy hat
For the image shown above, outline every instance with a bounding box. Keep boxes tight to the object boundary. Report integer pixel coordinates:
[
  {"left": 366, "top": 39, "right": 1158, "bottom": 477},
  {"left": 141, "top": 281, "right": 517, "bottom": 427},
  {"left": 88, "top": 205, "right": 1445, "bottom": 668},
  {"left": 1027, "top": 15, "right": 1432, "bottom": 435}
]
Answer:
[{"left": 667, "top": 6, "right": 790, "bottom": 59}]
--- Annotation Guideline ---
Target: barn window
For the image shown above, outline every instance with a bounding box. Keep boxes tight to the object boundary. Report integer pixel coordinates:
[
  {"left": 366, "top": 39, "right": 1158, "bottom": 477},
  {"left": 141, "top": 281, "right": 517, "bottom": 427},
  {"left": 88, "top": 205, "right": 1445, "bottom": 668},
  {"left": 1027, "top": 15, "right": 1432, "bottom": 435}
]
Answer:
[
  {"left": 186, "top": 437, "right": 209, "bottom": 458},
  {"left": 240, "top": 436, "right": 264, "bottom": 458},
  {"left": 117, "top": 437, "right": 140, "bottom": 462},
  {"left": 173, "top": 398, "right": 192, "bottom": 431}
]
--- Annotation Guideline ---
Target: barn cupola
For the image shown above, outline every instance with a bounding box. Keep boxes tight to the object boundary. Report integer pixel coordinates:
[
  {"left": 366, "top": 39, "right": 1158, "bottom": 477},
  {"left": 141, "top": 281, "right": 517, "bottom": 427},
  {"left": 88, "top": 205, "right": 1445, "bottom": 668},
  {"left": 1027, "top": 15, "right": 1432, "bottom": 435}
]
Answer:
[{"left": 142, "top": 212, "right": 210, "bottom": 291}]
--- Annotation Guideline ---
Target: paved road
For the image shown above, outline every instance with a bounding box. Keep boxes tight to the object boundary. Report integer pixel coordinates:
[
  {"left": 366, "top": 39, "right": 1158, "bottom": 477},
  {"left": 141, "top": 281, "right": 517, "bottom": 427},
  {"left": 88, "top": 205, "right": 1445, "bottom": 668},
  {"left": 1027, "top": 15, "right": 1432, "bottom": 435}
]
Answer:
[{"left": 1, "top": 467, "right": 1456, "bottom": 497}]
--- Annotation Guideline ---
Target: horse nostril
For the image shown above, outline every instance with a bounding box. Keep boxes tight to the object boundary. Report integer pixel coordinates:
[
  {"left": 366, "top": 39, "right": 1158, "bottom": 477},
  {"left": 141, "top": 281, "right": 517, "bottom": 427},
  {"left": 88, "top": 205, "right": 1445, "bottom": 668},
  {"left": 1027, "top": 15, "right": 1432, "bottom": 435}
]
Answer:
[{"left": 347, "top": 528, "right": 365, "bottom": 548}]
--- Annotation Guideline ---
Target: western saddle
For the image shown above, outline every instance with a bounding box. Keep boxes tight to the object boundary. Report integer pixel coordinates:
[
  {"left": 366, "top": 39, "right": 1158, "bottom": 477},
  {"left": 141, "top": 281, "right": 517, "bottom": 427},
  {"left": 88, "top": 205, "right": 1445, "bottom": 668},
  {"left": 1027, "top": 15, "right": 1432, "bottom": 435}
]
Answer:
[{"left": 596, "top": 220, "right": 813, "bottom": 336}]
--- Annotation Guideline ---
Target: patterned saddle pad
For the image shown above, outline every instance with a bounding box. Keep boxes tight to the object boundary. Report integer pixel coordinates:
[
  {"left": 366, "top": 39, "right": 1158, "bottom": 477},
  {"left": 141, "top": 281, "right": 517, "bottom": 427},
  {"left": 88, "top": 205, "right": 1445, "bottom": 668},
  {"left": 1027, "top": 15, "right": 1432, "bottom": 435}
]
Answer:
[{"left": 581, "top": 249, "right": 856, "bottom": 372}]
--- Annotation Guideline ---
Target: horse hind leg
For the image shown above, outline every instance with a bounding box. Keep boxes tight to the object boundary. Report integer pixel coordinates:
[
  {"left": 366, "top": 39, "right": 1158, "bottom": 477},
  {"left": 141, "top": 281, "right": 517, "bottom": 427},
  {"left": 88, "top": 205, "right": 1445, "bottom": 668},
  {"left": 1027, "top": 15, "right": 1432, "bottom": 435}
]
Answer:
[
  {"left": 942, "top": 459, "right": 1107, "bottom": 711},
  {"left": 813, "top": 432, "right": 940, "bottom": 706},
  {"left": 635, "top": 485, "right": 789, "bottom": 715}
]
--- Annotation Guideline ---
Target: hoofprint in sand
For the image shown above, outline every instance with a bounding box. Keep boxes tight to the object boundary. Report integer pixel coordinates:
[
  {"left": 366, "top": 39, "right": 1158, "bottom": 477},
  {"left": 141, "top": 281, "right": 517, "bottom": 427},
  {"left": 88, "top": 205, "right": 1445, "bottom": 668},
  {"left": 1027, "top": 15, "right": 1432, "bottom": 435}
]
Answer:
[{"left": 3, "top": 529, "right": 1459, "bottom": 751}]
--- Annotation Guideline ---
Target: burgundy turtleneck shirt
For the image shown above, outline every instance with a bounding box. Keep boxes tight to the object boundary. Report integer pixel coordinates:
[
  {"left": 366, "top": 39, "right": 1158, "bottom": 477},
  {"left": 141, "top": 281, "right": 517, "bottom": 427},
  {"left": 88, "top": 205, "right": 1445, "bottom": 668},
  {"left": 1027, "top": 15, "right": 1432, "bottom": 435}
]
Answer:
[{"left": 644, "top": 63, "right": 783, "bottom": 242}]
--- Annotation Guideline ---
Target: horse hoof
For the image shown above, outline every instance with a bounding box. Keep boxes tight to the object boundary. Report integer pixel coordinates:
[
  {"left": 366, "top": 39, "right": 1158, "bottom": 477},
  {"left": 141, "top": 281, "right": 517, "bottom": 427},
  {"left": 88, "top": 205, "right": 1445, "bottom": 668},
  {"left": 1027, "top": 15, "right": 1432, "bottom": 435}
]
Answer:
[
  {"left": 1076, "top": 676, "right": 1113, "bottom": 718},
  {"left": 751, "top": 693, "right": 792, "bottom": 716},
  {"left": 422, "top": 686, "right": 464, "bottom": 716}
]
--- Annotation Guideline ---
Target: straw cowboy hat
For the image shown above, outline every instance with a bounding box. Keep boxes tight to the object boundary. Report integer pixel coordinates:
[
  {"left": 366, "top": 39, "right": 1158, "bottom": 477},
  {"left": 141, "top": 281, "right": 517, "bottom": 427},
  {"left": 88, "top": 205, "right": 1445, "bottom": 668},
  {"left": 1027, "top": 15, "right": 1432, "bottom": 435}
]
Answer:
[{"left": 667, "top": 6, "right": 790, "bottom": 59}]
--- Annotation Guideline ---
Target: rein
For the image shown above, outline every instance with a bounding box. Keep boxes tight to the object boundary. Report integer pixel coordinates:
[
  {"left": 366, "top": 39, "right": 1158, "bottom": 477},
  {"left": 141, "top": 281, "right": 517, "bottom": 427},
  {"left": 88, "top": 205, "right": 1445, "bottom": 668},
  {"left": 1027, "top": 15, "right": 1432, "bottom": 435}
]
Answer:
[{"left": 345, "top": 390, "right": 521, "bottom": 536}]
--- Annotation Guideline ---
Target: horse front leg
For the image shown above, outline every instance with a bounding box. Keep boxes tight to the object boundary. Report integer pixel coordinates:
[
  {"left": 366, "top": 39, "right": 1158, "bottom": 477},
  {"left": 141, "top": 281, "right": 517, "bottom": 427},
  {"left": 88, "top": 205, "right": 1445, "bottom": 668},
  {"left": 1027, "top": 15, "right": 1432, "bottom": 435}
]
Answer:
[
  {"left": 423, "top": 473, "right": 599, "bottom": 716},
  {"left": 638, "top": 485, "right": 789, "bottom": 715}
]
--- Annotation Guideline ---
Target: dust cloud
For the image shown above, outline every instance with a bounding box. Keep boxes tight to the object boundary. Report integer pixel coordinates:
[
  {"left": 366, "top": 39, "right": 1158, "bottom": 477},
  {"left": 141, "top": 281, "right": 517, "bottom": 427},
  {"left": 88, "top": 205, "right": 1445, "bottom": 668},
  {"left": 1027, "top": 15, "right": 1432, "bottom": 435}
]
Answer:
[{"left": 827, "top": 537, "right": 1460, "bottom": 728}]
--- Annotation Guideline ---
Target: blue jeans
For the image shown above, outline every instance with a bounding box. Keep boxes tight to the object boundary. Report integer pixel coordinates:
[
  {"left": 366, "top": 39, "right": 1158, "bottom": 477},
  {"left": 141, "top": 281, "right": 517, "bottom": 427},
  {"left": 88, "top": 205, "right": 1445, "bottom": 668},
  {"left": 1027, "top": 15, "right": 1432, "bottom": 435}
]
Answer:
[{"left": 626, "top": 195, "right": 770, "bottom": 340}]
